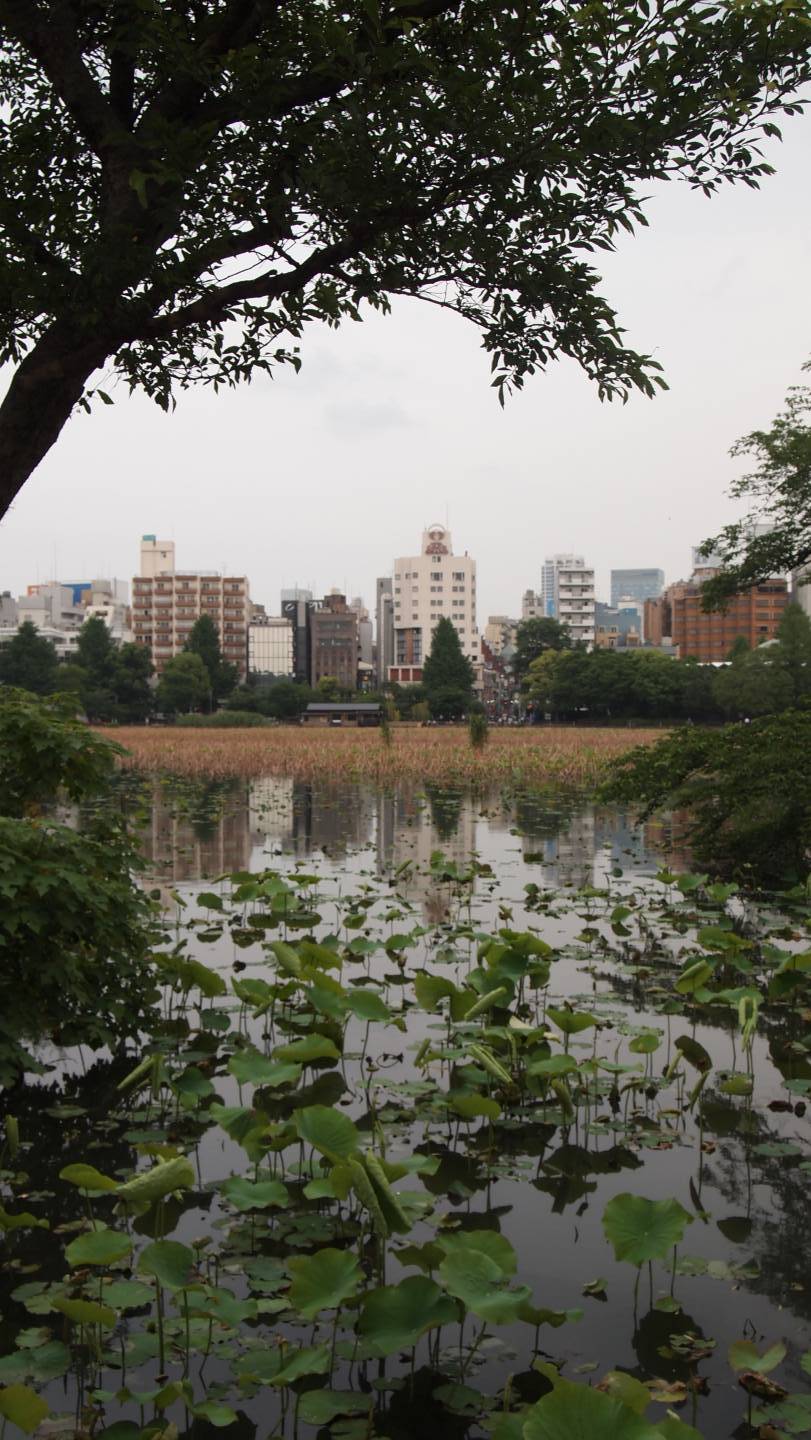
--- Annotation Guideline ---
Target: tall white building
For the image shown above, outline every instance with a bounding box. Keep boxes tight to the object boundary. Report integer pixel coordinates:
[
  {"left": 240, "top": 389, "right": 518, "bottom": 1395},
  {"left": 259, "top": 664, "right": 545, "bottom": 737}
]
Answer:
[
  {"left": 540, "top": 554, "right": 595, "bottom": 647},
  {"left": 248, "top": 617, "right": 294, "bottom": 677},
  {"left": 389, "top": 524, "right": 478, "bottom": 684},
  {"left": 133, "top": 536, "right": 251, "bottom": 676}
]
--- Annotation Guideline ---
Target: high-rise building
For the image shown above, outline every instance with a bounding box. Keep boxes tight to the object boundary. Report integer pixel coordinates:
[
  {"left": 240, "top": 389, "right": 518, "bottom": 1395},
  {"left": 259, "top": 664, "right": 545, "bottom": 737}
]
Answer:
[
  {"left": 389, "top": 524, "right": 478, "bottom": 684},
  {"left": 281, "top": 589, "right": 314, "bottom": 684},
  {"left": 309, "top": 592, "right": 359, "bottom": 690},
  {"left": 792, "top": 567, "right": 811, "bottom": 620},
  {"left": 521, "top": 589, "right": 541, "bottom": 621},
  {"left": 484, "top": 616, "right": 518, "bottom": 656},
  {"left": 610, "top": 568, "right": 664, "bottom": 608},
  {"left": 539, "top": 554, "right": 595, "bottom": 647},
  {"left": 132, "top": 536, "right": 250, "bottom": 676},
  {"left": 375, "top": 578, "right": 394, "bottom": 686},
  {"left": 349, "top": 597, "right": 374, "bottom": 668}
]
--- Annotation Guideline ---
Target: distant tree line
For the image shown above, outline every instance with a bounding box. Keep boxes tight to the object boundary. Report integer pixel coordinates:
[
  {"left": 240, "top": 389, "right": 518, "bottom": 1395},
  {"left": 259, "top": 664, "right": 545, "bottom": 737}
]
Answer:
[{"left": 526, "top": 605, "right": 811, "bottom": 723}]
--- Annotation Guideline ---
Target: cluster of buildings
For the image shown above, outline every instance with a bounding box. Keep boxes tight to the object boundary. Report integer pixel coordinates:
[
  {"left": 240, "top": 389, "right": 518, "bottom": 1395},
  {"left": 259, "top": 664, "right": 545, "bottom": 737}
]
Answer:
[{"left": 2, "top": 526, "right": 809, "bottom": 702}]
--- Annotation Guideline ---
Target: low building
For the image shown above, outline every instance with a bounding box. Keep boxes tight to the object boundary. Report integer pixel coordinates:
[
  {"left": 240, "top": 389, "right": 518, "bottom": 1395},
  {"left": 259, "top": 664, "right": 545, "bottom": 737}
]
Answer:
[{"left": 302, "top": 702, "right": 382, "bottom": 726}]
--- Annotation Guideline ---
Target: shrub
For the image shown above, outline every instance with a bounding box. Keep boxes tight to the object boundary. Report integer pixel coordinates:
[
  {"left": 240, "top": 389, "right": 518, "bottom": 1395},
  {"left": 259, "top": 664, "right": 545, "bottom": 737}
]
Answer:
[{"left": 175, "top": 710, "right": 274, "bottom": 728}]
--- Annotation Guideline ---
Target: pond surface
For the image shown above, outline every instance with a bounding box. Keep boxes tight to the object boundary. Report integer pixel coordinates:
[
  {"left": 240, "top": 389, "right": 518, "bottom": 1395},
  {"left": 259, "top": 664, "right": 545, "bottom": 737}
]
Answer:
[{"left": 2, "top": 774, "right": 811, "bottom": 1440}]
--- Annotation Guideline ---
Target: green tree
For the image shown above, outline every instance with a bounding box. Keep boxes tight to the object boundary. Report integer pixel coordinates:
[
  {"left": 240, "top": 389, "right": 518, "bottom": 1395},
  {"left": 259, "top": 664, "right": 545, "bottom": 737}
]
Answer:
[
  {"left": 0, "top": 621, "right": 58, "bottom": 693},
  {"left": 157, "top": 653, "right": 210, "bottom": 714},
  {"left": 514, "top": 617, "right": 571, "bottom": 681},
  {"left": 184, "top": 614, "right": 238, "bottom": 706},
  {"left": 526, "top": 650, "right": 568, "bottom": 717},
  {"left": 774, "top": 602, "right": 811, "bottom": 706},
  {"left": 74, "top": 615, "right": 118, "bottom": 720},
  {"left": 0, "top": 689, "right": 157, "bottom": 1081},
  {"left": 316, "top": 676, "right": 343, "bottom": 703},
  {"left": 701, "top": 380, "right": 811, "bottom": 609},
  {"left": 0, "top": 4, "right": 809, "bottom": 514},
  {"left": 113, "top": 642, "right": 154, "bottom": 723},
  {"left": 422, "top": 617, "right": 474, "bottom": 719},
  {"left": 713, "top": 643, "right": 792, "bottom": 719},
  {"left": 602, "top": 712, "right": 811, "bottom": 883}
]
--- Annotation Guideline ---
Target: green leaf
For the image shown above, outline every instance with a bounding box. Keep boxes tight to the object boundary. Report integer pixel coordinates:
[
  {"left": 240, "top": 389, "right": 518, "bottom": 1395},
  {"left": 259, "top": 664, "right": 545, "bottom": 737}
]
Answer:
[
  {"left": 287, "top": 1247, "right": 362, "bottom": 1319},
  {"left": 65, "top": 1228, "right": 132, "bottom": 1267},
  {"left": 238, "top": 1343, "right": 331, "bottom": 1386},
  {"left": 448, "top": 1091, "right": 501, "bottom": 1121},
  {"left": 52, "top": 1297, "right": 116, "bottom": 1328},
  {"left": 297, "top": 1391, "right": 371, "bottom": 1426},
  {"left": 523, "top": 1381, "right": 659, "bottom": 1439},
  {"left": 728, "top": 1340, "right": 786, "bottom": 1374},
  {"left": 439, "top": 1246, "right": 531, "bottom": 1325},
  {"left": 675, "top": 962, "right": 714, "bottom": 996},
  {"left": 547, "top": 1008, "right": 598, "bottom": 1036},
  {"left": 138, "top": 1240, "right": 195, "bottom": 1290},
  {"left": 674, "top": 1036, "right": 712, "bottom": 1073},
  {"left": 0, "top": 1385, "right": 51, "bottom": 1434},
  {"left": 228, "top": 1048, "right": 301, "bottom": 1087},
  {"left": 192, "top": 1402, "right": 239, "bottom": 1427},
  {"left": 346, "top": 987, "right": 391, "bottom": 1022},
  {"left": 0, "top": 1208, "right": 48, "bottom": 1234},
  {"left": 59, "top": 1163, "right": 119, "bottom": 1193},
  {"left": 274, "top": 1034, "right": 340, "bottom": 1064},
  {"left": 358, "top": 1276, "right": 458, "bottom": 1355},
  {"left": 294, "top": 1105, "right": 359, "bottom": 1162},
  {"left": 414, "top": 972, "right": 457, "bottom": 1011},
  {"left": 602, "top": 1194, "right": 692, "bottom": 1267},
  {"left": 219, "top": 1176, "right": 289, "bottom": 1212},
  {"left": 115, "top": 1156, "right": 195, "bottom": 1211},
  {"left": 438, "top": 1230, "right": 517, "bottom": 1277},
  {"left": 628, "top": 1032, "right": 660, "bottom": 1055}
]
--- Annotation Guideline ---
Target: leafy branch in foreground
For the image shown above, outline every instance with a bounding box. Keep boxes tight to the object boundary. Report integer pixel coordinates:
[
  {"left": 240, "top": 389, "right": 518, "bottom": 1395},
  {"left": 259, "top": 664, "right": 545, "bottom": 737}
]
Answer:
[
  {"left": 700, "top": 377, "right": 811, "bottom": 610},
  {"left": 600, "top": 711, "right": 811, "bottom": 883},
  {"left": 0, "top": 1, "right": 809, "bottom": 512}
]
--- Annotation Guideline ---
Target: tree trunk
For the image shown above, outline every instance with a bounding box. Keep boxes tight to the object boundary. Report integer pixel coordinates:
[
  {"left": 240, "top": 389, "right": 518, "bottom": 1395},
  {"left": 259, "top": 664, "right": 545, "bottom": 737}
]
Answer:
[{"left": 0, "top": 322, "right": 112, "bottom": 519}]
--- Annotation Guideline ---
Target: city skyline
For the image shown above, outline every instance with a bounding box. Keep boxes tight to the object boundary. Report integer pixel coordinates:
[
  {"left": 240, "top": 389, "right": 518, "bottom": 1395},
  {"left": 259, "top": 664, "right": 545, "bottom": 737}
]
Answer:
[{"left": 0, "top": 112, "right": 809, "bottom": 620}]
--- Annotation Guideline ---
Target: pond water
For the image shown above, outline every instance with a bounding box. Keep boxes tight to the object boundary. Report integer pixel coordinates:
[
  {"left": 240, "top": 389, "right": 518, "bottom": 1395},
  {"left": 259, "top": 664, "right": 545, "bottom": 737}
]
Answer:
[{"left": 2, "top": 774, "right": 811, "bottom": 1440}]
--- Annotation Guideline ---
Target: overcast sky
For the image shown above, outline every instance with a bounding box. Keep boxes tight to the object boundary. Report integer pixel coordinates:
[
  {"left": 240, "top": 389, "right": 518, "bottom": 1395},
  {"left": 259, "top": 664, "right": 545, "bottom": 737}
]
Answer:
[{"left": 1, "top": 108, "right": 809, "bottom": 624}]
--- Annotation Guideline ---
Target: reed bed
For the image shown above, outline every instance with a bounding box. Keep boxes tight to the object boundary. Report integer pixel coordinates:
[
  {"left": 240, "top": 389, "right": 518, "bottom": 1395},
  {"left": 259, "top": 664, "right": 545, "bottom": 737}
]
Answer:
[{"left": 107, "top": 724, "right": 662, "bottom": 787}]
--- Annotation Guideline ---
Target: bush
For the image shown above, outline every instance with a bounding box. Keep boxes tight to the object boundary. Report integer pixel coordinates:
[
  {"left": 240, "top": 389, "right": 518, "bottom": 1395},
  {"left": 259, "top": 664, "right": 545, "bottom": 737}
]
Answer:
[
  {"left": 601, "top": 710, "right": 811, "bottom": 885},
  {"left": 175, "top": 710, "right": 274, "bottom": 728}
]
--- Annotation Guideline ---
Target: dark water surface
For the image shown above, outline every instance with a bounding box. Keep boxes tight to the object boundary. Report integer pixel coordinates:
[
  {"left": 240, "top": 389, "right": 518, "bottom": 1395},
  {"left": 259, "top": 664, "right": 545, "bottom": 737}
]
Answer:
[{"left": 3, "top": 775, "right": 811, "bottom": 1440}]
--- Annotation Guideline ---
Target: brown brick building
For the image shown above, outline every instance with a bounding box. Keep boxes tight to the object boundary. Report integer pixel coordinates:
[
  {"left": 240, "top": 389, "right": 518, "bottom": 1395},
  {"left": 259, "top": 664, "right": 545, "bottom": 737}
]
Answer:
[
  {"left": 667, "top": 578, "right": 788, "bottom": 662},
  {"left": 309, "top": 592, "right": 359, "bottom": 690}
]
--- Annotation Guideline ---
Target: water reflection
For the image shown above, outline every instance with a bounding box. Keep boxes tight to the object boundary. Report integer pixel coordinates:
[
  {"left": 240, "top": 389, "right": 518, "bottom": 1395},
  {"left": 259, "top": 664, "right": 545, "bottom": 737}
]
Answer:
[{"left": 134, "top": 775, "right": 670, "bottom": 893}]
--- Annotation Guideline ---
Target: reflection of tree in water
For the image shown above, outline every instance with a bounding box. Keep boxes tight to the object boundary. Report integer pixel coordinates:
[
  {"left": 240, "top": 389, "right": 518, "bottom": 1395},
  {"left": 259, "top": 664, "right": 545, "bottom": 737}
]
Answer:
[
  {"left": 424, "top": 783, "right": 464, "bottom": 842},
  {"left": 512, "top": 788, "right": 579, "bottom": 843},
  {"left": 697, "top": 1079, "right": 811, "bottom": 1324}
]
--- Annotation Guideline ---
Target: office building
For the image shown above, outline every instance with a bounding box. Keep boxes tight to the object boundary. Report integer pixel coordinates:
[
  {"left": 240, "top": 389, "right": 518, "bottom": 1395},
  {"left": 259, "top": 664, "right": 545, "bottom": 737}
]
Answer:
[
  {"left": 248, "top": 617, "right": 295, "bottom": 678},
  {"left": 375, "top": 578, "right": 395, "bottom": 686},
  {"left": 669, "top": 578, "right": 788, "bottom": 661},
  {"left": 132, "top": 536, "right": 250, "bottom": 676},
  {"left": 792, "top": 567, "right": 811, "bottom": 619},
  {"left": 389, "top": 524, "right": 478, "bottom": 684},
  {"left": 610, "top": 569, "right": 664, "bottom": 608},
  {"left": 281, "top": 588, "right": 314, "bottom": 684},
  {"left": 349, "top": 596, "right": 374, "bottom": 669},
  {"left": 595, "top": 600, "right": 644, "bottom": 646},
  {"left": 484, "top": 616, "right": 518, "bottom": 656},
  {"left": 309, "top": 592, "right": 359, "bottom": 690}
]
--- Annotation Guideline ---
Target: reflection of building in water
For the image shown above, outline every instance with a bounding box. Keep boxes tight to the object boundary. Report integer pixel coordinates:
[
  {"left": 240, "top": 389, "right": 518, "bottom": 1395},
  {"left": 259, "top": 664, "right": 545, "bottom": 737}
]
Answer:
[
  {"left": 250, "top": 779, "right": 376, "bottom": 860},
  {"left": 138, "top": 781, "right": 252, "bottom": 881},
  {"left": 379, "top": 784, "right": 478, "bottom": 923},
  {"left": 249, "top": 777, "right": 295, "bottom": 852}
]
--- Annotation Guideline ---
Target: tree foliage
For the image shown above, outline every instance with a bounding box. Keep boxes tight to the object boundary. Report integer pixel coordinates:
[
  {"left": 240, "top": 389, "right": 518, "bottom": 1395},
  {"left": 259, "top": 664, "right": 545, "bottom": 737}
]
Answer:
[
  {"left": 0, "top": 689, "right": 158, "bottom": 1081},
  {"left": 0, "top": 620, "right": 58, "bottom": 693},
  {"left": 700, "top": 379, "right": 811, "bottom": 609},
  {"left": 58, "top": 616, "right": 155, "bottom": 721},
  {"left": 601, "top": 711, "right": 811, "bottom": 883},
  {"left": 514, "top": 617, "right": 571, "bottom": 680},
  {"left": 184, "top": 614, "right": 238, "bottom": 705},
  {"left": 422, "top": 617, "right": 474, "bottom": 718},
  {"left": 157, "top": 652, "right": 210, "bottom": 714},
  {"left": 0, "top": 1, "right": 809, "bottom": 513}
]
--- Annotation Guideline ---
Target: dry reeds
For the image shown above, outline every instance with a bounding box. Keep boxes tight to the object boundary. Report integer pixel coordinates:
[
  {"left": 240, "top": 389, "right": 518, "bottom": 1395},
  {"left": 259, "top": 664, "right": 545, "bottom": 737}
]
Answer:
[{"left": 105, "top": 725, "right": 663, "bottom": 787}]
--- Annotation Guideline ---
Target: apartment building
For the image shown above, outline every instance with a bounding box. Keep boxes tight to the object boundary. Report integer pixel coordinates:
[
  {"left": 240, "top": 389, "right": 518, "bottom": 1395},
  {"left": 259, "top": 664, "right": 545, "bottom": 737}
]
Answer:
[
  {"left": 543, "top": 554, "right": 595, "bottom": 647},
  {"left": 132, "top": 536, "right": 250, "bottom": 676},
  {"left": 389, "top": 524, "right": 478, "bottom": 684}
]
